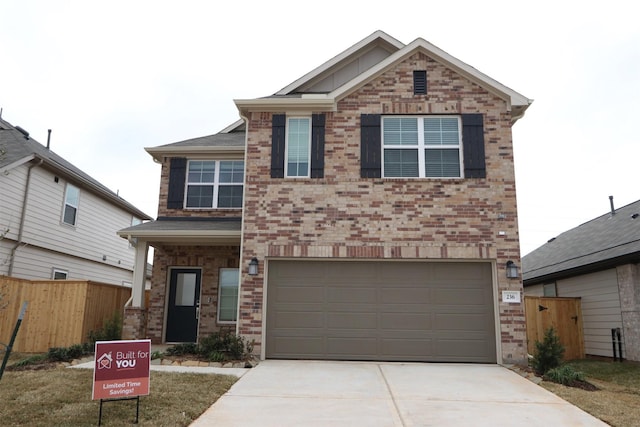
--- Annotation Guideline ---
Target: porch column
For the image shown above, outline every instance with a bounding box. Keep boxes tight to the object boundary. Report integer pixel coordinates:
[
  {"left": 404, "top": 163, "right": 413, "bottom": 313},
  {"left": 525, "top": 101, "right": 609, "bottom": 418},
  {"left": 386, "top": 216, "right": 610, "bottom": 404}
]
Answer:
[
  {"left": 122, "top": 239, "right": 149, "bottom": 340},
  {"left": 131, "top": 239, "right": 149, "bottom": 308}
]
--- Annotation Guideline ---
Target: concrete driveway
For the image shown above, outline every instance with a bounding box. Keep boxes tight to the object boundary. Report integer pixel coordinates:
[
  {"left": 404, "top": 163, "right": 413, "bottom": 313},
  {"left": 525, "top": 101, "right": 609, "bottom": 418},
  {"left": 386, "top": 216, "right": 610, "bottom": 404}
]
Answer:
[{"left": 191, "top": 360, "right": 607, "bottom": 426}]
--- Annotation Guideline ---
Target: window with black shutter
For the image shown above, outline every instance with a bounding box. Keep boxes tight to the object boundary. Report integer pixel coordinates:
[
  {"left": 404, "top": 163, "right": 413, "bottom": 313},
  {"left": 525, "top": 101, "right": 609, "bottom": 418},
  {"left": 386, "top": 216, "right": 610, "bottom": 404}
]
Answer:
[{"left": 360, "top": 114, "right": 486, "bottom": 179}]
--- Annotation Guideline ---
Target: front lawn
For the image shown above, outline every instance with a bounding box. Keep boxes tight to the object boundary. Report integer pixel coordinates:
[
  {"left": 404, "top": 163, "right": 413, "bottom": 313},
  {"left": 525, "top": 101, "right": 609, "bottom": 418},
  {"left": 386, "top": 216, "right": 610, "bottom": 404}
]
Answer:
[
  {"left": 0, "top": 366, "right": 236, "bottom": 426},
  {"left": 542, "top": 359, "right": 640, "bottom": 427}
]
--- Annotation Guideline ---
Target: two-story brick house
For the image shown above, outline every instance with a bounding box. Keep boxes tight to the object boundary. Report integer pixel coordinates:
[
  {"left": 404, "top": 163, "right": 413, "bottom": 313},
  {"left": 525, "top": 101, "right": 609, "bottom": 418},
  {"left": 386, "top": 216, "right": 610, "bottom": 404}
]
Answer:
[{"left": 119, "top": 31, "right": 532, "bottom": 364}]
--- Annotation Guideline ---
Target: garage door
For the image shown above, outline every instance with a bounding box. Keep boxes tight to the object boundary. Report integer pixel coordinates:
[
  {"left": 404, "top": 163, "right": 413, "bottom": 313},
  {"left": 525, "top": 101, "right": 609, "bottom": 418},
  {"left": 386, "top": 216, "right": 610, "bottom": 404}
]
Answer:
[{"left": 266, "top": 261, "right": 496, "bottom": 363}]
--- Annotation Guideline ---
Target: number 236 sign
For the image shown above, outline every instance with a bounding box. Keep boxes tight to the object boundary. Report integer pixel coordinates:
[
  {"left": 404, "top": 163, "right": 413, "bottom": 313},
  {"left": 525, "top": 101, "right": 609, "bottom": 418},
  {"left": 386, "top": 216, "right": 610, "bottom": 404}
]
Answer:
[{"left": 502, "top": 291, "right": 521, "bottom": 303}]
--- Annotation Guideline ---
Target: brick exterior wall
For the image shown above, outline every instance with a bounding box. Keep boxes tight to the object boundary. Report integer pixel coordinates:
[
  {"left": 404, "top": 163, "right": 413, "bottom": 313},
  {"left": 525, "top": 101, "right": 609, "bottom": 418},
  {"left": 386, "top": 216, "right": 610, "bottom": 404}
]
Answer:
[
  {"left": 147, "top": 245, "right": 240, "bottom": 343},
  {"left": 240, "top": 52, "right": 527, "bottom": 364},
  {"left": 123, "top": 306, "right": 147, "bottom": 340}
]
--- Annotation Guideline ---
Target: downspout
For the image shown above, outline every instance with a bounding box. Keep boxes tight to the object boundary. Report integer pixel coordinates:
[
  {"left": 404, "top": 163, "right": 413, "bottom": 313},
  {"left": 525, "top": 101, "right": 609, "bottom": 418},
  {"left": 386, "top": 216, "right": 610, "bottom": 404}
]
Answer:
[{"left": 8, "top": 158, "right": 43, "bottom": 275}]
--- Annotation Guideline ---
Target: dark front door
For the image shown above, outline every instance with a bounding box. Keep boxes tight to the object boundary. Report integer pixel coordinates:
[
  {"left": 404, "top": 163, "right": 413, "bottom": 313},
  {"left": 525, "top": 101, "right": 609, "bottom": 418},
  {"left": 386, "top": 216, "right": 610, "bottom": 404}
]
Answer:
[{"left": 166, "top": 268, "right": 201, "bottom": 342}]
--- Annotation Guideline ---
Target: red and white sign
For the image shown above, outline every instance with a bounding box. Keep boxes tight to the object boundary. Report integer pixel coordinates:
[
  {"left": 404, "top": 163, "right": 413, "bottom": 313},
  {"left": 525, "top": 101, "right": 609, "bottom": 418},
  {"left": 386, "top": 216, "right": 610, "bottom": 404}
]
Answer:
[{"left": 92, "top": 339, "right": 151, "bottom": 400}]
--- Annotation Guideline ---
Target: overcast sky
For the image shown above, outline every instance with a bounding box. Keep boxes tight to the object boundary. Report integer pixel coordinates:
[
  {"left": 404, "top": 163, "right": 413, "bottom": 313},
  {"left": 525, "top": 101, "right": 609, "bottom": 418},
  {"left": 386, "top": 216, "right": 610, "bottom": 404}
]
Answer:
[{"left": 1, "top": 0, "right": 638, "bottom": 256}]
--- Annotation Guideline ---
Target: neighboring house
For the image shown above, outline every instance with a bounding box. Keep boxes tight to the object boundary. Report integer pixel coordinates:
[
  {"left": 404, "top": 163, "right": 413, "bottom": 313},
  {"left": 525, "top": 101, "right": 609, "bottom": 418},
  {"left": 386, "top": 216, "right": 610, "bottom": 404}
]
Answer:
[
  {"left": 523, "top": 199, "right": 640, "bottom": 362},
  {"left": 0, "top": 117, "right": 152, "bottom": 286},
  {"left": 119, "top": 31, "right": 532, "bottom": 364}
]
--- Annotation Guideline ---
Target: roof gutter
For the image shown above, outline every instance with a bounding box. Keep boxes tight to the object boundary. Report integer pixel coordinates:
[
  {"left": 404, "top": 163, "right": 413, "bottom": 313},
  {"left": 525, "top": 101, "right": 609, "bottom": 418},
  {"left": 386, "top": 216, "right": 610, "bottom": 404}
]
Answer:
[
  {"left": 234, "top": 96, "right": 336, "bottom": 117},
  {"left": 8, "top": 158, "right": 43, "bottom": 275}
]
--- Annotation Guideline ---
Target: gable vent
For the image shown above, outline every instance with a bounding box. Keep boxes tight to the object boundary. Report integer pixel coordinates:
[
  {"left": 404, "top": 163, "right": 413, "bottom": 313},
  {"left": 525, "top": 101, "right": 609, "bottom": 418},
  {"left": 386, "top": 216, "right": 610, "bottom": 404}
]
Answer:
[{"left": 413, "top": 70, "right": 427, "bottom": 95}]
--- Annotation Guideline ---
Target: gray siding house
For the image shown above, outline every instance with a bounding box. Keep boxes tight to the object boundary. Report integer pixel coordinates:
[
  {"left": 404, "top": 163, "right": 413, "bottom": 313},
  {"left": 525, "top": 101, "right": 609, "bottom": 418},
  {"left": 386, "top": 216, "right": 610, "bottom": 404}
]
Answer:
[
  {"left": 0, "top": 117, "right": 152, "bottom": 285},
  {"left": 523, "top": 199, "right": 640, "bottom": 361}
]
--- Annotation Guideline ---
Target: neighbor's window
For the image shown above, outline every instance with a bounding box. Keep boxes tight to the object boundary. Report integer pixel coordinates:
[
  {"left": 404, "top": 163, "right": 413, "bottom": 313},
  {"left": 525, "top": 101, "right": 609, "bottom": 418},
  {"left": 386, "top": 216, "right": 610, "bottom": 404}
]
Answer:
[
  {"left": 52, "top": 268, "right": 68, "bottom": 280},
  {"left": 62, "top": 183, "right": 80, "bottom": 225},
  {"left": 218, "top": 268, "right": 239, "bottom": 322},
  {"left": 286, "top": 117, "right": 311, "bottom": 177},
  {"left": 543, "top": 283, "right": 557, "bottom": 297},
  {"left": 185, "top": 160, "right": 244, "bottom": 208},
  {"left": 382, "top": 116, "right": 462, "bottom": 178}
]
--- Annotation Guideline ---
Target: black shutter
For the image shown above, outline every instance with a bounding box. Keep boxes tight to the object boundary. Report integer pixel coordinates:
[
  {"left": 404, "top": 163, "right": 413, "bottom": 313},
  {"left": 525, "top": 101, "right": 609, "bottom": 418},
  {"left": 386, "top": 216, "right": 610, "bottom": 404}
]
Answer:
[
  {"left": 271, "top": 114, "right": 286, "bottom": 178},
  {"left": 311, "top": 113, "right": 325, "bottom": 178},
  {"left": 167, "top": 157, "right": 187, "bottom": 209},
  {"left": 360, "top": 114, "right": 382, "bottom": 178},
  {"left": 413, "top": 70, "right": 427, "bottom": 95},
  {"left": 462, "top": 114, "right": 486, "bottom": 178}
]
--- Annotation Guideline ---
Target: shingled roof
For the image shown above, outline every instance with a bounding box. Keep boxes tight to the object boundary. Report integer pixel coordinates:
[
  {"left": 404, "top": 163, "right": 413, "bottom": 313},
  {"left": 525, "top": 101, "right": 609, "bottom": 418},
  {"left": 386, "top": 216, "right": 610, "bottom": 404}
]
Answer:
[
  {"left": 0, "top": 117, "right": 152, "bottom": 220},
  {"left": 522, "top": 199, "right": 640, "bottom": 284}
]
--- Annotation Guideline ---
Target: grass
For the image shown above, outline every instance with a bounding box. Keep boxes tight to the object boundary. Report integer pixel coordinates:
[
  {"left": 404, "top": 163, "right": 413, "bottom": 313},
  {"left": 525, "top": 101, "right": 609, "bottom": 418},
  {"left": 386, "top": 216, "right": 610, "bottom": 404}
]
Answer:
[
  {"left": 541, "top": 359, "right": 640, "bottom": 427},
  {"left": 0, "top": 360, "right": 237, "bottom": 426}
]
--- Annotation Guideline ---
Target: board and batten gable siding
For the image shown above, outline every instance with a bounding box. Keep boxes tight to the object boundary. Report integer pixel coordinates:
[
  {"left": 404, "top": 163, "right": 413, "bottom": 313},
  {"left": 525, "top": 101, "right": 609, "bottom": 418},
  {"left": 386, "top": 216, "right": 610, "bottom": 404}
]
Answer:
[
  {"left": 527, "top": 269, "right": 623, "bottom": 358},
  {"left": 3, "top": 165, "right": 138, "bottom": 284}
]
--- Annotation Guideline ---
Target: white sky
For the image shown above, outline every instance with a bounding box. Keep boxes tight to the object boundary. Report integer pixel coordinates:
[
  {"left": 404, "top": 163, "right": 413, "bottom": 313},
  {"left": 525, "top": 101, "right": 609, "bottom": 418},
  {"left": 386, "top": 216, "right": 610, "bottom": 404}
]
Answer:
[{"left": 1, "top": 0, "right": 638, "bottom": 256}]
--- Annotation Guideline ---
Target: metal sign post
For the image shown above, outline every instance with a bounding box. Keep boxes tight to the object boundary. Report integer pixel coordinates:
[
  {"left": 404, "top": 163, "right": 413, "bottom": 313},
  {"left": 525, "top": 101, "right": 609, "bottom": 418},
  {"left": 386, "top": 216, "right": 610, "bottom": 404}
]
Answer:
[{"left": 0, "top": 301, "right": 28, "bottom": 381}]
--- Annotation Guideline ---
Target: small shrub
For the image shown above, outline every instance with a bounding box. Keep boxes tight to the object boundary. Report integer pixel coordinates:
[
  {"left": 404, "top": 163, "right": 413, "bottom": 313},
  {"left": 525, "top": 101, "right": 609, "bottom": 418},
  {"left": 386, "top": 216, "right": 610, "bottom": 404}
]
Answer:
[
  {"left": 165, "top": 343, "right": 198, "bottom": 356},
  {"left": 544, "top": 365, "right": 585, "bottom": 385},
  {"left": 151, "top": 350, "right": 163, "bottom": 360},
  {"left": 207, "top": 351, "right": 226, "bottom": 363},
  {"left": 46, "top": 347, "right": 70, "bottom": 362},
  {"left": 165, "top": 332, "right": 254, "bottom": 362},
  {"left": 87, "top": 311, "right": 122, "bottom": 344},
  {"left": 532, "top": 327, "right": 565, "bottom": 375}
]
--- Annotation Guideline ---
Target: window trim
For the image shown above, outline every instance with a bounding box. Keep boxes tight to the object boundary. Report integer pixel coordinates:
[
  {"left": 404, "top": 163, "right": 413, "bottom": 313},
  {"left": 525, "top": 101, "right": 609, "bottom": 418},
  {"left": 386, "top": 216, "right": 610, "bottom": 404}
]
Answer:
[
  {"left": 381, "top": 115, "right": 464, "bottom": 179},
  {"left": 62, "top": 183, "right": 80, "bottom": 226},
  {"left": 184, "top": 159, "right": 244, "bottom": 209},
  {"left": 52, "top": 268, "right": 68, "bottom": 280},
  {"left": 217, "top": 268, "right": 239, "bottom": 324},
  {"left": 285, "top": 116, "right": 312, "bottom": 178}
]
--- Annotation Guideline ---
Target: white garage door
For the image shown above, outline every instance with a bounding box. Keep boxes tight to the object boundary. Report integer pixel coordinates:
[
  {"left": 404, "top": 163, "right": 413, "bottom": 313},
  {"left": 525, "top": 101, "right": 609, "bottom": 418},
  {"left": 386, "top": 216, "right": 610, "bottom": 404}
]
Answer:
[{"left": 266, "top": 261, "right": 496, "bottom": 363}]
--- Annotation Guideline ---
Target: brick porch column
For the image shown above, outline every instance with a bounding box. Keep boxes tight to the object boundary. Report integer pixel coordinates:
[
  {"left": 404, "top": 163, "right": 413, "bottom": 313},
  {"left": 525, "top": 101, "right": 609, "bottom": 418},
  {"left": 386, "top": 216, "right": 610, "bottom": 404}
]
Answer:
[{"left": 122, "top": 306, "right": 147, "bottom": 340}]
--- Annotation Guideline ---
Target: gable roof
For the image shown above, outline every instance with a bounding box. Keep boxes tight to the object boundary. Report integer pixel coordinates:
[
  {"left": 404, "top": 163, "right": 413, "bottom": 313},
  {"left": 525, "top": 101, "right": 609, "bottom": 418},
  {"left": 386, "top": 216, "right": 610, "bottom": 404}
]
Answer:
[
  {"left": 235, "top": 31, "right": 533, "bottom": 122},
  {"left": 522, "top": 199, "right": 640, "bottom": 284},
  {"left": 145, "top": 122, "right": 245, "bottom": 161},
  {"left": 0, "top": 117, "right": 152, "bottom": 220}
]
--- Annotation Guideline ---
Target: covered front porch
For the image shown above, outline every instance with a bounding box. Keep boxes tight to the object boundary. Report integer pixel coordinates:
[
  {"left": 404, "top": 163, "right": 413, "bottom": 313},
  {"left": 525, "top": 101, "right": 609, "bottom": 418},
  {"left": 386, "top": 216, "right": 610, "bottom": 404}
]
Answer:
[{"left": 118, "top": 217, "right": 241, "bottom": 343}]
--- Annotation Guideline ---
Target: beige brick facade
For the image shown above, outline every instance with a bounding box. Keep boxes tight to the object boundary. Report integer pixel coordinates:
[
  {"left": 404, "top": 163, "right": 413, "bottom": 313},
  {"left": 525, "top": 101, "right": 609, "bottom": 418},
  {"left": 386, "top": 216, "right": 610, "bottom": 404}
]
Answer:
[{"left": 239, "top": 52, "right": 526, "bottom": 364}]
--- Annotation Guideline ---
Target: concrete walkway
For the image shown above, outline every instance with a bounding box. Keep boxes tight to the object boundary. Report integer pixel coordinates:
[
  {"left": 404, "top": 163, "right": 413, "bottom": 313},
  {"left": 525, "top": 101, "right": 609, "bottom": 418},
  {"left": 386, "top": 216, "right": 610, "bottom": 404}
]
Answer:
[{"left": 190, "top": 360, "right": 607, "bottom": 427}]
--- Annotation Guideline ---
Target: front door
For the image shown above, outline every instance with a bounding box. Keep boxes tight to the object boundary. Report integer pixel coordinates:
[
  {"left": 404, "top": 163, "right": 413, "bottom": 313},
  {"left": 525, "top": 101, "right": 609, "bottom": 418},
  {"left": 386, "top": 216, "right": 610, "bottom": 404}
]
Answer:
[{"left": 166, "top": 268, "right": 201, "bottom": 342}]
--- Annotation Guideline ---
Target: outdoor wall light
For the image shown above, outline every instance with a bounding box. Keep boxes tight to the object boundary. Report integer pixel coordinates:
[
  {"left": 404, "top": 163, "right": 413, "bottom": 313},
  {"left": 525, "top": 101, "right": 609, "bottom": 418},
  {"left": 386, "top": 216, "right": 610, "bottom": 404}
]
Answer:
[
  {"left": 248, "top": 257, "right": 259, "bottom": 276},
  {"left": 506, "top": 261, "right": 519, "bottom": 279}
]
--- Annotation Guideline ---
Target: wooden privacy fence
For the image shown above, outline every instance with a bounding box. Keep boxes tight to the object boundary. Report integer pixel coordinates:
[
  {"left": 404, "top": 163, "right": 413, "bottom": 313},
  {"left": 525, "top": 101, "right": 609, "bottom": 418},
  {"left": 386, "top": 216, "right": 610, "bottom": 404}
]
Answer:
[
  {"left": 525, "top": 296, "right": 585, "bottom": 360},
  {"left": 0, "top": 275, "right": 140, "bottom": 353}
]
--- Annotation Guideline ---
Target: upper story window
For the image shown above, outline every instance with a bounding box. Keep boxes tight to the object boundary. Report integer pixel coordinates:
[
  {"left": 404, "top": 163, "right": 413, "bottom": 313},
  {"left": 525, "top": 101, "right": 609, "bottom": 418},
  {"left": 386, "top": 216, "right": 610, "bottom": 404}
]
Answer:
[
  {"left": 62, "top": 183, "right": 80, "bottom": 225},
  {"left": 285, "top": 117, "right": 311, "bottom": 177},
  {"left": 185, "top": 160, "right": 244, "bottom": 208},
  {"left": 382, "top": 116, "right": 462, "bottom": 178}
]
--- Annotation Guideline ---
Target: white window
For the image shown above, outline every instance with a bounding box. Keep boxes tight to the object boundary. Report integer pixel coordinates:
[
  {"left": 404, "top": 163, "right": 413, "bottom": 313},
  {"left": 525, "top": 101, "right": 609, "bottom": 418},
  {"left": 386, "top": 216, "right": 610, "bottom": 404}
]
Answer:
[
  {"left": 382, "top": 116, "right": 462, "bottom": 178},
  {"left": 52, "top": 268, "right": 68, "bottom": 280},
  {"left": 286, "top": 117, "right": 311, "bottom": 177},
  {"left": 185, "top": 160, "right": 244, "bottom": 208},
  {"left": 62, "top": 183, "right": 80, "bottom": 225},
  {"left": 218, "top": 268, "right": 239, "bottom": 323}
]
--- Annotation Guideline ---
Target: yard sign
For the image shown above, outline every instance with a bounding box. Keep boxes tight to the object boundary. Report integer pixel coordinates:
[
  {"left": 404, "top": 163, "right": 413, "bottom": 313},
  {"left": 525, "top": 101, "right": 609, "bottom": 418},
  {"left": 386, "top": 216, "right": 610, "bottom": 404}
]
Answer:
[{"left": 92, "top": 339, "right": 151, "bottom": 400}]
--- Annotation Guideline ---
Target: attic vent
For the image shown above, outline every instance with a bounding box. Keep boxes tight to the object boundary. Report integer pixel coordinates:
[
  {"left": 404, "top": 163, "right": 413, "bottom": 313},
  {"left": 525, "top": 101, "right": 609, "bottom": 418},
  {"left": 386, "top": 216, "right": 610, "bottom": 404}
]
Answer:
[
  {"left": 413, "top": 70, "right": 427, "bottom": 95},
  {"left": 15, "top": 125, "right": 30, "bottom": 139}
]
